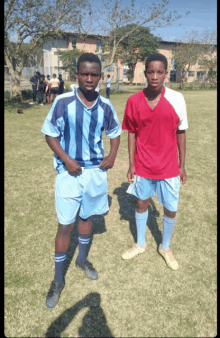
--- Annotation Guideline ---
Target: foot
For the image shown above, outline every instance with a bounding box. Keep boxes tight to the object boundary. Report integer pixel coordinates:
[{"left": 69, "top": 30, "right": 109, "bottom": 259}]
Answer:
[
  {"left": 45, "top": 280, "right": 65, "bottom": 308},
  {"left": 29, "top": 102, "right": 34, "bottom": 104},
  {"left": 122, "top": 243, "right": 147, "bottom": 260},
  {"left": 75, "top": 260, "right": 98, "bottom": 280},
  {"left": 158, "top": 244, "right": 179, "bottom": 270}
]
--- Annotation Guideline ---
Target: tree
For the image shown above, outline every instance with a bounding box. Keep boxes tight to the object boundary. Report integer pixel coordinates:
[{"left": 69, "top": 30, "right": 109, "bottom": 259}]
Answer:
[
  {"left": 4, "top": 0, "right": 87, "bottom": 98},
  {"left": 58, "top": 49, "right": 84, "bottom": 80},
  {"left": 174, "top": 30, "right": 217, "bottom": 89},
  {"left": 94, "top": 0, "right": 189, "bottom": 70},
  {"left": 114, "top": 24, "right": 159, "bottom": 81}
]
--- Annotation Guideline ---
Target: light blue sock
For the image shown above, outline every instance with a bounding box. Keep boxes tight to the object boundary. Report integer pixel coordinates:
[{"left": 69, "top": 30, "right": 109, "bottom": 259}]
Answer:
[
  {"left": 135, "top": 210, "right": 148, "bottom": 247},
  {"left": 161, "top": 214, "right": 176, "bottom": 249}
]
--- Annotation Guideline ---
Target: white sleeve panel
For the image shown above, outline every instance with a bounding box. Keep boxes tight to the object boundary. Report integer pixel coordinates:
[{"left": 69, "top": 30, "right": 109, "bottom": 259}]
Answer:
[{"left": 164, "top": 87, "right": 188, "bottom": 130}]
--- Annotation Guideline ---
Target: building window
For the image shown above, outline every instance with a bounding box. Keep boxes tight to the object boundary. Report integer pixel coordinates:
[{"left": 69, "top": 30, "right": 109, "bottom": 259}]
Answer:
[
  {"left": 197, "top": 71, "right": 205, "bottom": 81},
  {"left": 96, "top": 40, "right": 102, "bottom": 51},
  {"left": 170, "top": 70, "right": 176, "bottom": 82},
  {"left": 106, "top": 64, "right": 114, "bottom": 73},
  {"left": 188, "top": 71, "right": 195, "bottom": 77},
  {"left": 170, "top": 58, "right": 177, "bottom": 71},
  {"left": 72, "top": 37, "right": 76, "bottom": 48}
]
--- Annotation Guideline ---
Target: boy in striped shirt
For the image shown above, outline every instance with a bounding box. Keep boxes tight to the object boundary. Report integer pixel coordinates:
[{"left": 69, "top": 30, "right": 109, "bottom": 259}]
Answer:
[{"left": 42, "top": 53, "right": 121, "bottom": 308}]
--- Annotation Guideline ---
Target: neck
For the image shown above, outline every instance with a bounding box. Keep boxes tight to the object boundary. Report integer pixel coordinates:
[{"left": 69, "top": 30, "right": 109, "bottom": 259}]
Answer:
[
  {"left": 77, "top": 88, "right": 98, "bottom": 106},
  {"left": 144, "top": 86, "right": 163, "bottom": 100}
]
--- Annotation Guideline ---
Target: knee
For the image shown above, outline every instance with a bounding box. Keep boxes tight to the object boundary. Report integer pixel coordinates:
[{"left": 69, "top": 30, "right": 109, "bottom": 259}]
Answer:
[
  {"left": 57, "top": 223, "right": 74, "bottom": 236},
  {"left": 137, "top": 199, "right": 150, "bottom": 213},
  {"left": 164, "top": 208, "right": 176, "bottom": 218}
]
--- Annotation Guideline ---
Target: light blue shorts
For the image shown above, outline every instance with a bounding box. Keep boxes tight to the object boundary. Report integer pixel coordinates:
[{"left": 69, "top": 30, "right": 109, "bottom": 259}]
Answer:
[
  {"left": 55, "top": 167, "right": 109, "bottom": 225},
  {"left": 127, "top": 175, "right": 180, "bottom": 212}
]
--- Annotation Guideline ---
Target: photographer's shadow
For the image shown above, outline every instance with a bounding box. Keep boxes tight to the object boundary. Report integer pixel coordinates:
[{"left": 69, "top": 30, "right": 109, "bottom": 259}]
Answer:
[
  {"left": 45, "top": 292, "right": 114, "bottom": 337},
  {"left": 63, "top": 195, "right": 112, "bottom": 278},
  {"left": 113, "top": 183, "right": 162, "bottom": 247}
]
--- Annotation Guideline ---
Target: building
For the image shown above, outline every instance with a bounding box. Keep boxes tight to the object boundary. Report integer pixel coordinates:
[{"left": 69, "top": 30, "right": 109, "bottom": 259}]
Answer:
[{"left": 42, "top": 32, "right": 216, "bottom": 84}]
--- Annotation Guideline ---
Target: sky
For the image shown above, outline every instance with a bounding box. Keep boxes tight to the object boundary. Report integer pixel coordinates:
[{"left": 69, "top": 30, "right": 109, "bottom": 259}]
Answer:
[
  {"left": 8, "top": 0, "right": 217, "bottom": 43},
  {"left": 139, "top": 0, "right": 217, "bottom": 42}
]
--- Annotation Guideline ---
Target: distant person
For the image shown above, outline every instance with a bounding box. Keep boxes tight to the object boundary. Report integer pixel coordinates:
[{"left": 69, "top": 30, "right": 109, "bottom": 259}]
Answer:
[
  {"left": 106, "top": 74, "right": 111, "bottom": 99},
  {"left": 29, "top": 71, "right": 39, "bottom": 104},
  {"left": 48, "top": 74, "right": 60, "bottom": 104},
  {"left": 37, "top": 75, "right": 45, "bottom": 105},
  {"left": 45, "top": 75, "right": 50, "bottom": 104},
  {"left": 58, "top": 74, "right": 65, "bottom": 95}
]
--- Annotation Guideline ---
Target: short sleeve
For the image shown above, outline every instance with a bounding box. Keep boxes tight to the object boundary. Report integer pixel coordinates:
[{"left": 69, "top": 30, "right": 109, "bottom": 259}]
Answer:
[
  {"left": 122, "top": 97, "right": 137, "bottom": 133},
  {"left": 41, "top": 96, "right": 64, "bottom": 137},
  {"left": 177, "top": 94, "right": 188, "bottom": 131},
  {"left": 103, "top": 102, "right": 122, "bottom": 139}
]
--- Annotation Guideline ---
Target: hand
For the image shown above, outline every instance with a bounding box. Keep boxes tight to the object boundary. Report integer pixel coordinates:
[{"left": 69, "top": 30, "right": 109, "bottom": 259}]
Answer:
[
  {"left": 99, "top": 155, "right": 115, "bottom": 170},
  {"left": 65, "top": 158, "right": 82, "bottom": 176},
  {"left": 180, "top": 167, "right": 187, "bottom": 185},
  {"left": 127, "top": 165, "right": 134, "bottom": 183}
]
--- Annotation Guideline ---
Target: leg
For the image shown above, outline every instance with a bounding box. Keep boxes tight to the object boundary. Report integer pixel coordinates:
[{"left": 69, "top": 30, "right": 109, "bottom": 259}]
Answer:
[
  {"left": 55, "top": 222, "right": 75, "bottom": 252},
  {"left": 49, "top": 93, "right": 53, "bottom": 104},
  {"left": 46, "top": 222, "right": 74, "bottom": 308},
  {"left": 77, "top": 217, "right": 92, "bottom": 264},
  {"left": 122, "top": 198, "right": 149, "bottom": 259},
  {"left": 76, "top": 216, "right": 98, "bottom": 280},
  {"left": 158, "top": 207, "right": 179, "bottom": 270},
  {"left": 54, "top": 222, "right": 75, "bottom": 284},
  {"left": 161, "top": 207, "right": 176, "bottom": 249}
]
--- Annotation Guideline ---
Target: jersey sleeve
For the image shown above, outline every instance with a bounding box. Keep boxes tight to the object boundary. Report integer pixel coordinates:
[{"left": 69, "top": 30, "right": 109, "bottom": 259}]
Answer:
[
  {"left": 177, "top": 94, "right": 188, "bottom": 131},
  {"left": 41, "top": 96, "right": 64, "bottom": 138},
  {"left": 122, "top": 96, "right": 137, "bottom": 133},
  {"left": 103, "top": 102, "right": 122, "bottom": 139}
]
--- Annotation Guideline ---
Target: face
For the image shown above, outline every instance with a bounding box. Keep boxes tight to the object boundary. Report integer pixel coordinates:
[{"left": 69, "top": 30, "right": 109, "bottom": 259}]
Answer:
[
  {"left": 144, "top": 61, "right": 168, "bottom": 91},
  {"left": 76, "top": 61, "right": 101, "bottom": 93}
]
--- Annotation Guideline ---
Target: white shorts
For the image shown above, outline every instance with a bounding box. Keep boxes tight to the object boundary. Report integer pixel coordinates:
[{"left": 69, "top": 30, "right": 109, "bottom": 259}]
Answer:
[
  {"left": 55, "top": 167, "right": 109, "bottom": 225},
  {"left": 127, "top": 175, "right": 180, "bottom": 212}
]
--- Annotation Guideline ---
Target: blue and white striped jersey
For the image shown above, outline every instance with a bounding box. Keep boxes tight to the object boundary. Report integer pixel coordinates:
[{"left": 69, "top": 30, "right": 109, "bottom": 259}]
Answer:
[{"left": 41, "top": 89, "right": 122, "bottom": 174}]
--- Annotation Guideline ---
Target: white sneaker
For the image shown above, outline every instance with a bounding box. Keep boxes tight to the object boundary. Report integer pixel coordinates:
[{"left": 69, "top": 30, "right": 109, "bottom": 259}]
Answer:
[
  {"left": 158, "top": 244, "right": 179, "bottom": 270},
  {"left": 122, "top": 243, "right": 147, "bottom": 260},
  {"left": 29, "top": 102, "right": 34, "bottom": 104}
]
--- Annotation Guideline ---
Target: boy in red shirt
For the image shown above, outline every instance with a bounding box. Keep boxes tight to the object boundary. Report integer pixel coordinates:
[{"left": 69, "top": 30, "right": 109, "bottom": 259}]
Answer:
[{"left": 121, "top": 53, "right": 188, "bottom": 270}]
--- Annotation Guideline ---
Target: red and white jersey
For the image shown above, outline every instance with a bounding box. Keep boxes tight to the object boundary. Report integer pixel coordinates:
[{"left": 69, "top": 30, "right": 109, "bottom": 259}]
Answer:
[{"left": 122, "top": 87, "right": 188, "bottom": 179}]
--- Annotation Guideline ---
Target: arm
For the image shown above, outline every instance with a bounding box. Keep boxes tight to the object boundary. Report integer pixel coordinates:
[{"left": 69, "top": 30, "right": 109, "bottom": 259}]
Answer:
[
  {"left": 45, "top": 135, "right": 81, "bottom": 175},
  {"left": 127, "top": 132, "right": 136, "bottom": 182},
  {"left": 177, "top": 130, "right": 186, "bottom": 184},
  {"left": 99, "top": 136, "right": 120, "bottom": 170}
]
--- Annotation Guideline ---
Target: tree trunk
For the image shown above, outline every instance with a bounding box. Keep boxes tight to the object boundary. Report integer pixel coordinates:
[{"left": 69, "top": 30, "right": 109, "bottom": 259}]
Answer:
[{"left": 5, "top": 54, "right": 22, "bottom": 99}]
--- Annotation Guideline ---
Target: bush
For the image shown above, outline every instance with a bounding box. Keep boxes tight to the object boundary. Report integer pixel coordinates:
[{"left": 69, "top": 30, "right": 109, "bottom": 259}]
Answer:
[
  {"left": 4, "top": 89, "right": 33, "bottom": 102},
  {"left": 21, "top": 89, "right": 32, "bottom": 100}
]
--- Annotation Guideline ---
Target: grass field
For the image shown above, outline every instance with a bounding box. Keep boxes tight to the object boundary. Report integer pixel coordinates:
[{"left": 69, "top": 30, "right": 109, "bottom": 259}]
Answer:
[{"left": 5, "top": 90, "right": 217, "bottom": 337}]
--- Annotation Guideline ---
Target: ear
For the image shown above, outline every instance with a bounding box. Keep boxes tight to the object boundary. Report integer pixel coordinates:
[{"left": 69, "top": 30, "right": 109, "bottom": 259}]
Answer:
[{"left": 165, "top": 70, "right": 168, "bottom": 79}]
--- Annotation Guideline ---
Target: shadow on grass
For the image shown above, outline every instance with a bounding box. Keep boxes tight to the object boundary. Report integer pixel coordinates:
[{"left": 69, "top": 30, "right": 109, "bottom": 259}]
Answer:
[
  {"left": 45, "top": 292, "right": 114, "bottom": 337},
  {"left": 63, "top": 195, "right": 112, "bottom": 278},
  {"left": 113, "top": 183, "right": 162, "bottom": 247}
]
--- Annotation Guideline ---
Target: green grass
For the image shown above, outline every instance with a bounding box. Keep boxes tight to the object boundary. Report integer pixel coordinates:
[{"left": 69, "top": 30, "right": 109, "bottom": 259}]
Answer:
[{"left": 5, "top": 90, "right": 217, "bottom": 337}]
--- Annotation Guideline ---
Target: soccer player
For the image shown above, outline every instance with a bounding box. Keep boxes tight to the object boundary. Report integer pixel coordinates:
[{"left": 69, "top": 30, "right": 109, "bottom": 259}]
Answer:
[
  {"left": 41, "top": 53, "right": 121, "bottom": 308},
  {"left": 121, "top": 53, "right": 188, "bottom": 270}
]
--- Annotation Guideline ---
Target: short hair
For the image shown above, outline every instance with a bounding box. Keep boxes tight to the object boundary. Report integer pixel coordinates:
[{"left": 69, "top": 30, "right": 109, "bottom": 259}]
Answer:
[
  {"left": 145, "top": 53, "right": 168, "bottom": 71},
  {"left": 77, "top": 53, "right": 101, "bottom": 72},
  {"left": 53, "top": 73, "right": 56, "bottom": 77}
]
